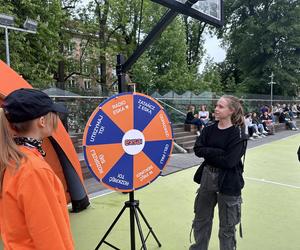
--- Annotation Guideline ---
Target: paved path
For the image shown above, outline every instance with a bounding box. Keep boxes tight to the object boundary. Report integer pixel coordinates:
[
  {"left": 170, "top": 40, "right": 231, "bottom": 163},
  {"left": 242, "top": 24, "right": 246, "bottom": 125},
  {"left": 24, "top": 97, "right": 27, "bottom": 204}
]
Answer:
[{"left": 86, "top": 129, "right": 300, "bottom": 197}]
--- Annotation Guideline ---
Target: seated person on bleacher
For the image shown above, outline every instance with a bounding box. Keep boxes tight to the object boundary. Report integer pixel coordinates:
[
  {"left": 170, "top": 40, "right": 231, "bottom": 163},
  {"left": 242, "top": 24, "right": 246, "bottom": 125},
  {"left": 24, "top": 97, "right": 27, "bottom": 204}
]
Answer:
[
  {"left": 252, "top": 112, "right": 268, "bottom": 136},
  {"left": 278, "top": 109, "right": 298, "bottom": 131},
  {"left": 291, "top": 103, "right": 300, "bottom": 118},
  {"left": 260, "top": 111, "right": 275, "bottom": 135},
  {"left": 185, "top": 104, "right": 204, "bottom": 135},
  {"left": 198, "top": 104, "right": 210, "bottom": 125},
  {"left": 244, "top": 113, "right": 259, "bottom": 140},
  {"left": 273, "top": 104, "right": 282, "bottom": 121}
]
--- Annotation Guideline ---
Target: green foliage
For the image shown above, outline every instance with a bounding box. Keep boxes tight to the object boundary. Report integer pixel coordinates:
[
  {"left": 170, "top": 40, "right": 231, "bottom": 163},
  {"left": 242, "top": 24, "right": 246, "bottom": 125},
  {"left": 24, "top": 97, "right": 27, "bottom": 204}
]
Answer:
[
  {"left": 0, "top": 0, "right": 213, "bottom": 94},
  {"left": 222, "top": 0, "right": 300, "bottom": 96},
  {"left": 132, "top": 3, "right": 204, "bottom": 94},
  {"left": 0, "top": 0, "right": 65, "bottom": 88},
  {"left": 200, "top": 59, "right": 223, "bottom": 93}
]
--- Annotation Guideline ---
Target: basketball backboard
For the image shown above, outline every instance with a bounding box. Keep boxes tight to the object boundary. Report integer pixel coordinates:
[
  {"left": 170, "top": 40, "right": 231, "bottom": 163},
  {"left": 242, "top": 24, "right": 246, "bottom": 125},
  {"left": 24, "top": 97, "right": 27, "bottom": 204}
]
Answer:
[{"left": 151, "top": 0, "right": 223, "bottom": 27}]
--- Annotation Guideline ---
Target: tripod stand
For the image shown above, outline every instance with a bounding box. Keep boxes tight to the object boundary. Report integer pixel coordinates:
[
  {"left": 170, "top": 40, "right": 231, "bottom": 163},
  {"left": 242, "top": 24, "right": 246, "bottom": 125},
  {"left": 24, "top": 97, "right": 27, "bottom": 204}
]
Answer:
[{"left": 95, "top": 191, "right": 161, "bottom": 250}]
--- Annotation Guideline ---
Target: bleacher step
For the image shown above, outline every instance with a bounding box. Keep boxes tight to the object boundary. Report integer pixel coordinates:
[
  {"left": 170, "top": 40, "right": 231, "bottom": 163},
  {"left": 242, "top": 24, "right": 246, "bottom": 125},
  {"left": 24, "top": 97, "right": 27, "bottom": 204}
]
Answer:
[{"left": 175, "top": 134, "right": 197, "bottom": 144}]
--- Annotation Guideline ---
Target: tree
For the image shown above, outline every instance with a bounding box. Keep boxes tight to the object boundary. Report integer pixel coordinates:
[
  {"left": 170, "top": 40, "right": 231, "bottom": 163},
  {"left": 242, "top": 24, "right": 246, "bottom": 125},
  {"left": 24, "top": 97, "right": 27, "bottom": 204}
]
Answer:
[
  {"left": 63, "top": 0, "right": 142, "bottom": 94},
  {"left": 132, "top": 2, "right": 202, "bottom": 94},
  {"left": 200, "top": 59, "right": 223, "bottom": 93},
  {"left": 183, "top": 17, "right": 206, "bottom": 69},
  {"left": 222, "top": 0, "right": 300, "bottom": 96},
  {"left": 0, "top": 0, "right": 66, "bottom": 88}
]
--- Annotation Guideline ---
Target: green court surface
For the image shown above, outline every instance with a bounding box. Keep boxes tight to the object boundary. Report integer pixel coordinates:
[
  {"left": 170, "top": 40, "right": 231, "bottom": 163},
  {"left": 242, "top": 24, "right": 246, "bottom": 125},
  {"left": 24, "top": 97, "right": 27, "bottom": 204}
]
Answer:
[
  {"left": 70, "top": 134, "right": 300, "bottom": 250},
  {"left": 0, "top": 134, "right": 299, "bottom": 250}
]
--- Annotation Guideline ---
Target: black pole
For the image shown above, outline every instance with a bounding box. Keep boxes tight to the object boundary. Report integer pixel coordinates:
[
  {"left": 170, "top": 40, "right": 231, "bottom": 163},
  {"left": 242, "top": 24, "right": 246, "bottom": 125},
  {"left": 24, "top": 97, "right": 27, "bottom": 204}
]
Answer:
[
  {"left": 122, "top": 9, "right": 177, "bottom": 73},
  {"left": 116, "top": 10, "right": 177, "bottom": 93},
  {"left": 116, "top": 0, "right": 199, "bottom": 93},
  {"left": 122, "top": 0, "right": 199, "bottom": 73},
  {"left": 129, "top": 192, "right": 136, "bottom": 250}
]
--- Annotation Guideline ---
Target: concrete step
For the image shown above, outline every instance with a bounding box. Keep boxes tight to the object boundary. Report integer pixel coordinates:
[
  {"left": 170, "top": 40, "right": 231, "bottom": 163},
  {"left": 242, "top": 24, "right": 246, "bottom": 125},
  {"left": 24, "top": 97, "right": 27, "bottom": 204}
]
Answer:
[
  {"left": 274, "top": 123, "right": 287, "bottom": 132},
  {"left": 172, "top": 123, "right": 185, "bottom": 129},
  {"left": 84, "top": 177, "right": 107, "bottom": 195},
  {"left": 178, "top": 139, "right": 197, "bottom": 149},
  {"left": 173, "top": 127, "right": 185, "bottom": 133},
  {"left": 173, "top": 131, "right": 195, "bottom": 137},
  {"left": 175, "top": 134, "right": 198, "bottom": 144}
]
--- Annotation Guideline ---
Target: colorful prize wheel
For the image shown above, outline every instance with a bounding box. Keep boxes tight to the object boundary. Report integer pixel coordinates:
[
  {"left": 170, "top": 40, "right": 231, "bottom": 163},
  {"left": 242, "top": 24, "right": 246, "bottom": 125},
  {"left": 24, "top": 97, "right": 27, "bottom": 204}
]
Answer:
[{"left": 83, "top": 92, "right": 174, "bottom": 192}]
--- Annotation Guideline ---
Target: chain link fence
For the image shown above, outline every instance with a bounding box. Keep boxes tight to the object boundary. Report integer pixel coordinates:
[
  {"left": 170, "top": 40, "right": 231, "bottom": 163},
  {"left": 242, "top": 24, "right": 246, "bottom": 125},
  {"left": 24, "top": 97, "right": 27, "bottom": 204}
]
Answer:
[{"left": 50, "top": 92, "right": 300, "bottom": 133}]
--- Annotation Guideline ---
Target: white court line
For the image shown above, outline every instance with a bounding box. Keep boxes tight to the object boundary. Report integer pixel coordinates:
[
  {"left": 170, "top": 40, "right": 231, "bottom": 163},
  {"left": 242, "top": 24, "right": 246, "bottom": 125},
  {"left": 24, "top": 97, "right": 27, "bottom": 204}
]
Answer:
[
  {"left": 89, "top": 190, "right": 115, "bottom": 200},
  {"left": 244, "top": 133, "right": 300, "bottom": 189},
  {"left": 67, "top": 190, "right": 115, "bottom": 209},
  {"left": 245, "top": 177, "right": 300, "bottom": 189}
]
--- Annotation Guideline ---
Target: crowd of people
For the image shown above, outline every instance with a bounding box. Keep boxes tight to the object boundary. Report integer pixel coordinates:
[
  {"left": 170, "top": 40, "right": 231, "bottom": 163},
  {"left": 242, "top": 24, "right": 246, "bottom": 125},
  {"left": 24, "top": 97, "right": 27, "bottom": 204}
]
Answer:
[{"left": 185, "top": 103, "right": 300, "bottom": 140}]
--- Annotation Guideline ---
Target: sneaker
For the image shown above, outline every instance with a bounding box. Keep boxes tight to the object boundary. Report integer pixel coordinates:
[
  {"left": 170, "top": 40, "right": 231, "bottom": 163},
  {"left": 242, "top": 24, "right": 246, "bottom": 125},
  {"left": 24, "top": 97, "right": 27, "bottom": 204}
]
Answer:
[
  {"left": 292, "top": 127, "right": 297, "bottom": 131},
  {"left": 196, "top": 131, "right": 200, "bottom": 136},
  {"left": 249, "top": 137, "right": 255, "bottom": 140},
  {"left": 261, "top": 134, "right": 267, "bottom": 137},
  {"left": 252, "top": 133, "right": 258, "bottom": 137},
  {"left": 262, "top": 131, "right": 268, "bottom": 135}
]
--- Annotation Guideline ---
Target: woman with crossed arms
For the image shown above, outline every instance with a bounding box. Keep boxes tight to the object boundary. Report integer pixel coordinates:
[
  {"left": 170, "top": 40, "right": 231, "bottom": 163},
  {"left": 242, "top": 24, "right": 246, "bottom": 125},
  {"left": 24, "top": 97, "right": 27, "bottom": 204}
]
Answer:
[{"left": 190, "top": 95, "right": 247, "bottom": 250}]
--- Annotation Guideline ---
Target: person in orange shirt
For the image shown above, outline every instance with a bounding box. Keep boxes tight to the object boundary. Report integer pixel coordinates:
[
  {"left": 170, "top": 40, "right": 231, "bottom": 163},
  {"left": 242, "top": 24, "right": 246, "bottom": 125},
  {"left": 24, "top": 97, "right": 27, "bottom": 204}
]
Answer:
[{"left": 0, "top": 88, "right": 74, "bottom": 250}]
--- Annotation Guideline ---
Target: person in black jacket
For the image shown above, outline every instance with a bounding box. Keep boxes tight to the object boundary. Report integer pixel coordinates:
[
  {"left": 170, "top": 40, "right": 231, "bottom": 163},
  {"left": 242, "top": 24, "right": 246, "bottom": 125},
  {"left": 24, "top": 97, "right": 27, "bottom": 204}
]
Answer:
[
  {"left": 185, "top": 104, "right": 204, "bottom": 135},
  {"left": 190, "top": 95, "right": 247, "bottom": 250}
]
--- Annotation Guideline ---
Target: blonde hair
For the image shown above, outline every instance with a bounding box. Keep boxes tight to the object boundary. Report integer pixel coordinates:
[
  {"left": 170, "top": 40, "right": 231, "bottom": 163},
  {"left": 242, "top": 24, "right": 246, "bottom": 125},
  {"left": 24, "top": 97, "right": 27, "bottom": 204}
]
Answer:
[
  {"left": 0, "top": 110, "right": 58, "bottom": 192},
  {"left": 222, "top": 95, "right": 244, "bottom": 127},
  {"left": 0, "top": 109, "right": 25, "bottom": 191}
]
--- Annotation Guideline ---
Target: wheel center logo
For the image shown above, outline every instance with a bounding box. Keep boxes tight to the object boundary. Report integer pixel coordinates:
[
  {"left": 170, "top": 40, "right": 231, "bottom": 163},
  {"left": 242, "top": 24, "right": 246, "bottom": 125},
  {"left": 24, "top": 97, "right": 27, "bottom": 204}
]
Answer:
[{"left": 122, "top": 129, "right": 145, "bottom": 155}]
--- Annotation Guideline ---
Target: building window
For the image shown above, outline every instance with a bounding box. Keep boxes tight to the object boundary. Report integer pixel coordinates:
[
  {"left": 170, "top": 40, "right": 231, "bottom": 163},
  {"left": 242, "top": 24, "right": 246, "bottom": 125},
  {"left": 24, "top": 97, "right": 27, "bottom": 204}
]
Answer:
[
  {"left": 68, "top": 78, "right": 76, "bottom": 88},
  {"left": 84, "top": 79, "right": 91, "bottom": 89},
  {"left": 83, "top": 64, "right": 89, "bottom": 74},
  {"left": 66, "top": 43, "right": 74, "bottom": 54},
  {"left": 112, "top": 83, "right": 118, "bottom": 92}
]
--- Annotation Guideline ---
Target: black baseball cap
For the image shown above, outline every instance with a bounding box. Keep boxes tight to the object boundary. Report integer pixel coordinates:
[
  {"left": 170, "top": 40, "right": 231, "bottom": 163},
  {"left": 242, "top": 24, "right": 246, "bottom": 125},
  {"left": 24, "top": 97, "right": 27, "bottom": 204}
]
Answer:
[{"left": 2, "top": 88, "right": 68, "bottom": 123}]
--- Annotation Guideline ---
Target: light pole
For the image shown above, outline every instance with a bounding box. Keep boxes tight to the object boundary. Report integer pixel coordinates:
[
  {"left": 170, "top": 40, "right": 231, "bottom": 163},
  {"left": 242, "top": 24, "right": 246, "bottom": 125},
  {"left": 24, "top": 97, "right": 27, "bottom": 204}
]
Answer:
[
  {"left": 0, "top": 14, "right": 38, "bottom": 66},
  {"left": 268, "top": 72, "right": 277, "bottom": 108}
]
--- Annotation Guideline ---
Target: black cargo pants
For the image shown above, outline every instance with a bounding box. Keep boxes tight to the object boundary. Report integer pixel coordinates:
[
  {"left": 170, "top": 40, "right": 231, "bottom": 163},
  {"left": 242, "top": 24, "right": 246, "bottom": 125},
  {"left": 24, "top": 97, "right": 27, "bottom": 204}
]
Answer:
[{"left": 189, "top": 187, "right": 242, "bottom": 250}]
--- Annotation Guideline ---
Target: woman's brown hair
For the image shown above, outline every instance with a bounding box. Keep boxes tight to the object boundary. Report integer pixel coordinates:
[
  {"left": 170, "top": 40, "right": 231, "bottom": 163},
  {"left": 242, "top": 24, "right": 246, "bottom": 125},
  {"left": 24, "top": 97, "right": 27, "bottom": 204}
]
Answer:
[{"left": 222, "top": 95, "right": 245, "bottom": 127}]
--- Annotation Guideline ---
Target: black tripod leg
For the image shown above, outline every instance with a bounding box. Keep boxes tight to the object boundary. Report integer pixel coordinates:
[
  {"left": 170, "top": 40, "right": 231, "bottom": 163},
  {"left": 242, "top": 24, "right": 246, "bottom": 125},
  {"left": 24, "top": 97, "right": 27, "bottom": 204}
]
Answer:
[
  {"left": 133, "top": 207, "right": 147, "bottom": 250},
  {"left": 137, "top": 206, "right": 162, "bottom": 247},
  {"left": 95, "top": 205, "right": 127, "bottom": 250}
]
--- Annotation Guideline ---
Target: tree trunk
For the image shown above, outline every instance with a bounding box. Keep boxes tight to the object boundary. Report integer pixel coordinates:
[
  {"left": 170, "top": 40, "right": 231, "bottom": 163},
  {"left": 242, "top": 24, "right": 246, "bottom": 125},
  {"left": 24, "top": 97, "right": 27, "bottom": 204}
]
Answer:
[{"left": 96, "top": 0, "right": 109, "bottom": 91}]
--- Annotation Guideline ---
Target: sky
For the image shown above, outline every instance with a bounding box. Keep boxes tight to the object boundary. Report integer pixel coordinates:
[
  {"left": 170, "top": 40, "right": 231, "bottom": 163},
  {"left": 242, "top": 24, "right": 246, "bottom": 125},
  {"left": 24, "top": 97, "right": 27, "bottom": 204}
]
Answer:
[{"left": 199, "top": 32, "right": 226, "bottom": 72}]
